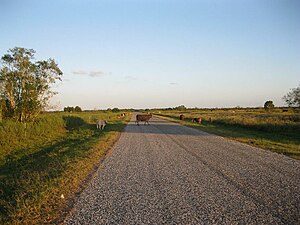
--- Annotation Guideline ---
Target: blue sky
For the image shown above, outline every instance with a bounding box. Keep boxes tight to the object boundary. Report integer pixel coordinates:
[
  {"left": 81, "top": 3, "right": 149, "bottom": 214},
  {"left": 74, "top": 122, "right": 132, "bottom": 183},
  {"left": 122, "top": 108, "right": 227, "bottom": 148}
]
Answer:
[{"left": 1, "top": 0, "right": 299, "bottom": 109}]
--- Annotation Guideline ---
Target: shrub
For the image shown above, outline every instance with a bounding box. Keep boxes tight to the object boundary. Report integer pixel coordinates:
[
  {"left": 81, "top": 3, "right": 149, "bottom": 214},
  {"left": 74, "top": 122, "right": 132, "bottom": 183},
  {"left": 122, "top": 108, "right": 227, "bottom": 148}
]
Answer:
[{"left": 264, "top": 101, "right": 275, "bottom": 111}]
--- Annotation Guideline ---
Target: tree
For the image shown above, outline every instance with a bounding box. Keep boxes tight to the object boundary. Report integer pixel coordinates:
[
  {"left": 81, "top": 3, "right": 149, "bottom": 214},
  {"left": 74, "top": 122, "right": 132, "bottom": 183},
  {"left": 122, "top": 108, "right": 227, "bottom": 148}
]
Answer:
[
  {"left": 0, "top": 47, "right": 62, "bottom": 122},
  {"left": 112, "top": 107, "right": 120, "bottom": 112},
  {"left": 283, "top": 84, "right": 300, "bottom": 107},
  {"left": 174, "top": 105, "right": 186, "bottom": 110},
  {"left": 74, "top": 106, "right": 82, "bottom": 112},
  {"left": 64, "top": 106, "right": 74, "bottom": 112},
  {"left": 264, "top": 100, "right": 274, "bottom": 110}
]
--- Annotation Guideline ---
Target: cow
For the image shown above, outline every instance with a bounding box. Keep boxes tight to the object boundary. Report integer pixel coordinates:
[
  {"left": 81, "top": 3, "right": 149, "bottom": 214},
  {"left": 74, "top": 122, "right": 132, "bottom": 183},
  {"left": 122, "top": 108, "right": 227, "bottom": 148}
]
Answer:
[
  {"left": 179, "top": 114, "right": 185, "bottom": 120},
  {"left": 117, "top": 113, "right": 126, "bottom": 118},
  {"left": 96, "top": 120, "right": 107, "bottom": 130},
  {"left": 136, "top": 114, "right": 152, "bottom": 125},
  {"left": 192, "top": 117, "right": 202, "bottom": 124}
]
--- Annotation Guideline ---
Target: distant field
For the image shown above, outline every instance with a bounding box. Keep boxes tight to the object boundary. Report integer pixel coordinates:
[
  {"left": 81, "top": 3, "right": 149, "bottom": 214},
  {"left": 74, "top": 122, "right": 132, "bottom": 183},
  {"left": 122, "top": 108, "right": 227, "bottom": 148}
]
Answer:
[
  {"left": 154, "top": 108, "right": 300, "bottom": 160},
  {"left": 0, "top": 111, "right": 131, "bottom": 224}
]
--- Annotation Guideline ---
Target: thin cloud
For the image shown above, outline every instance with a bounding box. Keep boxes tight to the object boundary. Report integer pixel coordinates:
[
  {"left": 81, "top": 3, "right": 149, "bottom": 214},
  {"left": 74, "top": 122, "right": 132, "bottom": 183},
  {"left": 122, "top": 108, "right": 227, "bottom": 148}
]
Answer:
[
  {"left": 73, "top": 70, "right": 88, "bottom": 75},
  {"left": 89, "top": 71, "right": 105, "bottom": 77},
  {"left": 169, "top": 82, "right": 178, "bottom": 85},
  {"left": 73, "top": 70, "right": 109, "bottom": 77},
  {"left": 115, "top": 75, "right": 138, "bottom": 84},
  {"left": 124, "top": 76, "right": 137, "bottom": 81}
]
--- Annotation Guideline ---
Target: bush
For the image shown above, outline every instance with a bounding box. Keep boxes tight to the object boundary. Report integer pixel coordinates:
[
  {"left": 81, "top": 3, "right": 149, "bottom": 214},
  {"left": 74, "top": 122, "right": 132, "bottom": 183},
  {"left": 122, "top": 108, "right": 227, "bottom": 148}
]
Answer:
[
  {"left": 74, "top": 106, "right": 82, "bottom": 112},
  {"left": 112, "top": 108, "right": 120, "bottom": 113},
  {"left": 264, "top": 101, "right": 275, "bottom": 110}
]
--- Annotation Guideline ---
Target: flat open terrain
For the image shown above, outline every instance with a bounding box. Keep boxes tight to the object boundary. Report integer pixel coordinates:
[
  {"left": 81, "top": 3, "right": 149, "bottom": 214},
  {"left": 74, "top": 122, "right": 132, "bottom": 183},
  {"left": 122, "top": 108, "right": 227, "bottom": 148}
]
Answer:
[
  {"left": 65, "top": 115, "right": 300, "bottom": 224},
  {"left": 154, "top": 108, "right": 300, "bottom": 159}
]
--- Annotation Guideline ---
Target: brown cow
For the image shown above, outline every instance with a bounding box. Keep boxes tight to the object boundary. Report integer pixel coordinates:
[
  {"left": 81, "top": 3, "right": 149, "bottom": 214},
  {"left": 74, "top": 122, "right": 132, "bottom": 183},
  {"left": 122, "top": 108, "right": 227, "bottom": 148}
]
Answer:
[
  {"left": 192, "top": 117, "right": 202, "bottom": 124},
  {"left": 179, "top": 114, "right": 185, "bottom": 120},
  {"left": 136, "top": 114, "right": 152, "bottom": 125}
]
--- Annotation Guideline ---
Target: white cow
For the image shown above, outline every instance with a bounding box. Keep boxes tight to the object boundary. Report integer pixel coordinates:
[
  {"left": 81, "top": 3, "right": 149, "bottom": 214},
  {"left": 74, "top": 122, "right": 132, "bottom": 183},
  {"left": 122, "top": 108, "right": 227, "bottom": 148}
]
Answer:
[{"left": 96, "top": 120, "right": 107, "bottom": 130}]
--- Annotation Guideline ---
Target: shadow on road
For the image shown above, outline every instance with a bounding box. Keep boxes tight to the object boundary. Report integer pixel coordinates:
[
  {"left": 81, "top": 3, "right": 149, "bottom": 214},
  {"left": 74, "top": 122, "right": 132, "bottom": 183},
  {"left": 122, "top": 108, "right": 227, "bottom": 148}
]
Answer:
[{"left": 124, "top": 119, "right": 212, "bottom": 136}]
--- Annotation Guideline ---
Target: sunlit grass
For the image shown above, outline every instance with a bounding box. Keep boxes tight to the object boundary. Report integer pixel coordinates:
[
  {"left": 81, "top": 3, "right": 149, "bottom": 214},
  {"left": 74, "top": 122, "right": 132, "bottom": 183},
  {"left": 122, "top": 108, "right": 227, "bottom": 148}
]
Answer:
[
  {"left": 0, "top": 111, "right": 131, "bottom": 224},
  {"left": 154, "top": 108, "right": 300, "bottom": 160}
]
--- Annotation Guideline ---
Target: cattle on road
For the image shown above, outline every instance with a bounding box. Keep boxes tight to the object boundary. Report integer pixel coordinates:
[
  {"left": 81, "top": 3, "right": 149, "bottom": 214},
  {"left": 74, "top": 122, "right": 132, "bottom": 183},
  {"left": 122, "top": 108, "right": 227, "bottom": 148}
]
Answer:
[{"left": 136, "top": 114, "right": 152, "bottom": 125}]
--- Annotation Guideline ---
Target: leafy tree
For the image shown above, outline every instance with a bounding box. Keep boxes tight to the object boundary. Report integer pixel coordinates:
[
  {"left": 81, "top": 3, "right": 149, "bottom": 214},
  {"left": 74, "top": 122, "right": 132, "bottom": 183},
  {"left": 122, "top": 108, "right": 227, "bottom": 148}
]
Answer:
[
  {"left": 283, "top": 84, "right": 300, "bottom": 107},
  {"left": 0, "top": 47, "right": 62, "bottom": 122},
  {"left": 112, "top": 107, "right": 120, "bottom": 112},
  {"left": 174, "top": 105, "right": 186, "bottom": 110},
  {"left": 64, "top": 106, "right": 74, "bottom": 112},
  {"left": 264, "top": 100, "right": 275, "bottom": 110},
  {"left": 74, "top": 106, "right": 82, "bottom": 112}
]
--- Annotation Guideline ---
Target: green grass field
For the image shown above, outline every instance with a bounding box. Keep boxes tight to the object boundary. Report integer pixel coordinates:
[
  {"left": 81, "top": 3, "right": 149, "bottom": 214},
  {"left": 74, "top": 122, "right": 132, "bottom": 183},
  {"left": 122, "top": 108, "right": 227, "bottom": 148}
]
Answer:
[
  {"left": 1, "top": 107, "right": 299, "bottom": 224},
  {"left": 154, "top": 108, "right": 300, "bottom": 160},
  {"left": 0, "top": 111, "right": 131, "bottom": 224}
]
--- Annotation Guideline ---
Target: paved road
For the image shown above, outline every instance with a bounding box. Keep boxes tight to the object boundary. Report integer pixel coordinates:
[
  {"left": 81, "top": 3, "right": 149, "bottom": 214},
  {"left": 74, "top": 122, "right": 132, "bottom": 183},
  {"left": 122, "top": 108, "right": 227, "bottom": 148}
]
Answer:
[{"left": 65, "top": 115, "right": 300, "bottom": 224}]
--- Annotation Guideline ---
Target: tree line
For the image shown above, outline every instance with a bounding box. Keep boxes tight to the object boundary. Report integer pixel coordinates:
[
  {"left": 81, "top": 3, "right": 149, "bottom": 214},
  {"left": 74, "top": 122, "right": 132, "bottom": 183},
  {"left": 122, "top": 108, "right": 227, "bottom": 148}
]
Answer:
[
  {"left": 64, "top": 106, "right": 82, "bottom": 112},
  {"left": 1, "top": 47, "right": 299, "bottom": 123}
]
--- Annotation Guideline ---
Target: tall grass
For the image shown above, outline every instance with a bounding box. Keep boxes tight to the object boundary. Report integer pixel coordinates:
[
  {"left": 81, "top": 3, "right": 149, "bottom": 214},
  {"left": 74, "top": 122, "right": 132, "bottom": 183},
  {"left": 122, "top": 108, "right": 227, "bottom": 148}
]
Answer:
[
  {"left": 0, "top": 111, "right": 131, "bottom": 224},
  {"left": 0, "top": 114, "right": 65, "bottom": 161},
  {"left": 155, "top": 108, "right": 300, "bottom": 159}
]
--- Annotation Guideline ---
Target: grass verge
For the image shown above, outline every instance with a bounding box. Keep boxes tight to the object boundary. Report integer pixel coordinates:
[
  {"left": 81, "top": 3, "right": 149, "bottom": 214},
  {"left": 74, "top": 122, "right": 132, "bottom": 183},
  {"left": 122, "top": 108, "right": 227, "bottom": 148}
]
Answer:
[
  {"left": 156, "top": 113, "right": 300, "bottom": 160},
  {"left": 0, "top": 112, "right": 131, "bottom": 224}
]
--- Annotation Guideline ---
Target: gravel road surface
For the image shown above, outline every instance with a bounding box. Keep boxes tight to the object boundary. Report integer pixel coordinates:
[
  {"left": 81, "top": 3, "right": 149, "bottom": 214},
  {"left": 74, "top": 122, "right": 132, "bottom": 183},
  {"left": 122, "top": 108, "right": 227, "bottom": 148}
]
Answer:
[{"left": 65, "top": 115, "right": 300, "bottom": 224}]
